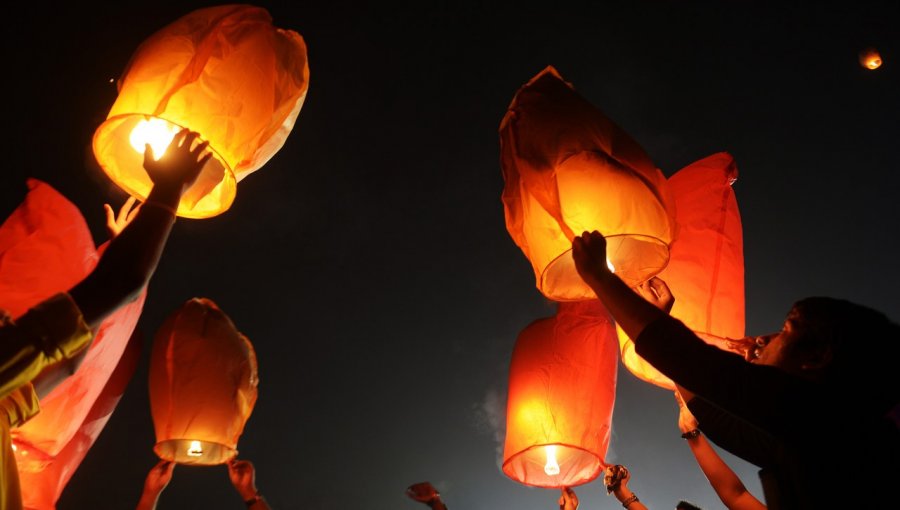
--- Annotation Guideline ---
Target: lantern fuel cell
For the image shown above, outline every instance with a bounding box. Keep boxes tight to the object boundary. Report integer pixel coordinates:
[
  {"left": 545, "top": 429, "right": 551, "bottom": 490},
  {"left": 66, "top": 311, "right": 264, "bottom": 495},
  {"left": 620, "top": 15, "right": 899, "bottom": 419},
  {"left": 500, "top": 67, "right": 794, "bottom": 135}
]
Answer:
[
  {"left": 92, "top": 5, "right": 309, "bottom": 218},
  {"left": 149, "top": 298, "right": 259, "bottom": 465}
]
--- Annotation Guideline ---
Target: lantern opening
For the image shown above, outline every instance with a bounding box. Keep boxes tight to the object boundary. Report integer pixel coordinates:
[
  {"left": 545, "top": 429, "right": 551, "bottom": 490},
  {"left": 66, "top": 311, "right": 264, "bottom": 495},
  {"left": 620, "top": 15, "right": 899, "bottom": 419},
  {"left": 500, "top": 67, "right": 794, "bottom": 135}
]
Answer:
[
  {"left": 543, "top": 445, "right": 561, "bottom": 476},
  {"left": 94, "top": 115, "right": 235, "bottom": 218},
  {"left": 154, "top": 439, "right": 235, "bottom": 466},
  {"left": 542, "top": 234, "right": 668, "bottom": 301},
  {"left": 503, "top": 443, "right": 603, "bottom": 488}
]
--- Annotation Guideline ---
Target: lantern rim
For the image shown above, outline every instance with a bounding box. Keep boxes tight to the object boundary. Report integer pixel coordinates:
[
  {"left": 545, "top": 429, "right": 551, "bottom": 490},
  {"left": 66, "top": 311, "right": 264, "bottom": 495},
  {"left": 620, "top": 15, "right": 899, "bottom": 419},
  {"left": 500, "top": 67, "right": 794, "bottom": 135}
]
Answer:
[
  {"left": 154, "top": 438, "right": 237, "bottom": 466},
  {"left": 541, "top": 233, "right": 670, "bottom": 301},
  {"left": 502, "top": 442, "right": 605, "bottom": 488},
  {"left": 92, "top": 114, "right": 236, "bottom": 218}
]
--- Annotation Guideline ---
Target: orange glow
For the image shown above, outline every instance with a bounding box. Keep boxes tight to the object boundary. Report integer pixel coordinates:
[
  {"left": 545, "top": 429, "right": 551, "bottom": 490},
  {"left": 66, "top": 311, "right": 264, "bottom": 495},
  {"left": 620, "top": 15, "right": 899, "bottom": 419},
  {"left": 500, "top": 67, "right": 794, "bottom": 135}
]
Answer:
[
  {"left": 92, "top": 5, "right": 309, "bottom": 218},
  {"left": 503, "top": 301, "right": 617, "bottom": 488},
  {"left": 859, "top": 48, "right": 882, "bottom": 70},
  {"left": 128, "top": 118, "right": 180, "bottom": 159},
  {"left": 149, "top": 298, "right": 258, "bottom": 465},
  {"left": 617, "top": 153, "right": 746, "bottom": 388},
  {"left": 501, "top": 67, "right": 674, "bottom": 301}
]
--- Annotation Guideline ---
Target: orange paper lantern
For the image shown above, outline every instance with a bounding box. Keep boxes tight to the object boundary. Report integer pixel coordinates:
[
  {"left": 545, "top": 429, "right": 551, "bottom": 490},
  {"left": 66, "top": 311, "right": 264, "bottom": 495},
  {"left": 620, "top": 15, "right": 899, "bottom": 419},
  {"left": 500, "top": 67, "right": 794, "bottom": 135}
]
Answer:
[
  {"left": 92, "top": 5, "right": 310, "bottom": 218},
  {"left": 149, "top": 298, "right": 258, "bottom": 465},
  {"left": 503, "top": 300, "right": 617, "bottom": 488},
  {"left": 617, "top": 153, "right": 745, "bottom": 388},
  {"left": 500, "top": 66, "right": 675, "bottom": 301},
  {"left": 859, "top": 47, "right": 882, "bottom": 70}
]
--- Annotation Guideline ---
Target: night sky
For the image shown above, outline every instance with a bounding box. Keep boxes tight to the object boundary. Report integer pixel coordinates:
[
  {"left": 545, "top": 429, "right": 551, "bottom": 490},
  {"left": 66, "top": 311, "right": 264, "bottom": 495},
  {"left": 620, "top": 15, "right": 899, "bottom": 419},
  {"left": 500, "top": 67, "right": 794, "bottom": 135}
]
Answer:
[{"left": 4, "top": 2, "right": 898, "bottom": 509}]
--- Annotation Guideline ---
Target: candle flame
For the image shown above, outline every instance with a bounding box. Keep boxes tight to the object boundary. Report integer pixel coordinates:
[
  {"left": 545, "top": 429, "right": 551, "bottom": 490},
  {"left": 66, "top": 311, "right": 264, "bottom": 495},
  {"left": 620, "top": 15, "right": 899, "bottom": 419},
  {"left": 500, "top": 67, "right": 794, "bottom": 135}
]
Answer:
[
  {"left": 543, "top": 444, "right": 560, "bottom": 476},
  {"left": 129, "top": 118, "right": 179, "bottom": 160},
  {"left": 187, "top": 440, "right": 203, "bottom": 457},
  {"left": 606, "top": 259, "right": 615, "bottom": 272}
]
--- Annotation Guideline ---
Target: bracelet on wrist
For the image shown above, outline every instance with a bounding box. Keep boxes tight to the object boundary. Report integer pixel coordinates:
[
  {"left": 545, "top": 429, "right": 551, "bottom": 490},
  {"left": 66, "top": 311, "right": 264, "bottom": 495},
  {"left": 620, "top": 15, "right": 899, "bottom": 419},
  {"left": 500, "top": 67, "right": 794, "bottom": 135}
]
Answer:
[
  {"left": 681, "top": 429, "right": 701, "bottom": 439},
  {"left": 142, "top": 199, "right": 178, "bottom": 217},
  {"left": 621, "top": 494, "right": 639, "bottom": 508}
]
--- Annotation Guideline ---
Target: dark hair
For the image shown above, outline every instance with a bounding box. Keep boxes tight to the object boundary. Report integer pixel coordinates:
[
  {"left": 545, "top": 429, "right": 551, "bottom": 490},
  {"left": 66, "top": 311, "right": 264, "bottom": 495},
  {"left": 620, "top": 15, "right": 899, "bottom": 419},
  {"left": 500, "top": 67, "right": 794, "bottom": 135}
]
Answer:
[
  {"left": 676, "top": 501, "right": 703, "bottom": 510},
  {"left": 791, "top": 297, "right": 900, "bottom": 412}
]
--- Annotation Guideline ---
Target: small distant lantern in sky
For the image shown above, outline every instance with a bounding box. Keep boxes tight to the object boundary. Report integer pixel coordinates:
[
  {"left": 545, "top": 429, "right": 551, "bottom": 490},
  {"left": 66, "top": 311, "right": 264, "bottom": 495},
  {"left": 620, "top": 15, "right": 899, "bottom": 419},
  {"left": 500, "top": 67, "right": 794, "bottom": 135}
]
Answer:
[
  {"left": 503, "top": 301, "right": 617, "bottom": 488},
  {"left": 859, "top": 47, "right": 882, "bottom": 70},
  {"left": 500, "top": 66, "right": 675, "bottom": 301},
  {"left": 617, "top": 153, "right": 746, "bottom": 388},
  {"left": 149, "top": 298, "right": 258, "bottom": 465},
  {"left": 92, "top": 5, "right": 310, "bottom": 218}
]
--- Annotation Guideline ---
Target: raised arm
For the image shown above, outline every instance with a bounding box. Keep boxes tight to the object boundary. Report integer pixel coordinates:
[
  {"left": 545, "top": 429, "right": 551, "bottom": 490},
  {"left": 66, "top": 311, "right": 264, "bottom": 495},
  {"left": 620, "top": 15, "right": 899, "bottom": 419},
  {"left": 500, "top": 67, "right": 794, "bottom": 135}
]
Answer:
[
  {"left": 69, "top": 129, "right": 209, "bottom": 329},
  {"left": 676, "top": 391, "right": 765, "bottom": 510}
]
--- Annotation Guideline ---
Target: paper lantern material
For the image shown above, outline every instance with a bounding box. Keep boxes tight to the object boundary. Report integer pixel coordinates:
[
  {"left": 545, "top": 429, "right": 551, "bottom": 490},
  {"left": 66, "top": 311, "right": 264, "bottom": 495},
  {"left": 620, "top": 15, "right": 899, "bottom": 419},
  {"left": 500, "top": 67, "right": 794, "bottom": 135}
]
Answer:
[
  {"left": 18, "top": 331, "right": 141, "bottom": 510},
  {"left": 500, "top": 66, "right": 674, "bottom": 300},
  {"left": 149, "top": 298, "right": 258, "bottom": 465},
  {"left": 503, "top": 300, "right": 617, "bottom": 488},
  {"left": 0, "top": 179, "right": 146, "bottom": 506},
  {"left": 93, "top": 4, "right": 309, "bottom": 218},
  {"left": 618, "top": 153, "right": 745, "bottom": 388},
  {"left": 859, "top": 48, "right": 882, "bottom": 70}
]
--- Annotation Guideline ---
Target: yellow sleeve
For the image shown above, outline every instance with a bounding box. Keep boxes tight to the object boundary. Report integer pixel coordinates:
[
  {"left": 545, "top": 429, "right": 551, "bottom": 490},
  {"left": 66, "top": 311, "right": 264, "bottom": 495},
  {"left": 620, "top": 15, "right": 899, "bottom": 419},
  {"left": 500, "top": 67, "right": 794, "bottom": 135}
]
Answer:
[
  {"left": 0, "top": 293, "right": 93, "bottom": 401},
  {"left": 0, "top": 383, "right": 40, "bottom": 428}
]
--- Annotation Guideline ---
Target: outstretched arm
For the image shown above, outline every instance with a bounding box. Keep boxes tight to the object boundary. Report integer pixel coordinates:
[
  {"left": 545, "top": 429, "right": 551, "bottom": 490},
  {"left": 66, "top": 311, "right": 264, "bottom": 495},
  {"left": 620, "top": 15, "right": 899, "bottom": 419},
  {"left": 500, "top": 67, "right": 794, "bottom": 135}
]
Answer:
[
  {"left": 572, "top": 231, "right": 668, "bottom": 341},
  {"left": 676, "top": 392, "right": 765, "bottom": 510},
  {"left": 604, "top": 465, "right": 650, "bottom": 510},
  {"left": 229, "top": 459, "right": 272, "bottom": 509},
  {"left": 70, "top": 129, "right": 209, "bottom": 329},
  {"left": 136, "top": 460, "right": 174, "bottom": 510},
  {"left": 406, "top": 482, "right": 447, "bottom": 510}
]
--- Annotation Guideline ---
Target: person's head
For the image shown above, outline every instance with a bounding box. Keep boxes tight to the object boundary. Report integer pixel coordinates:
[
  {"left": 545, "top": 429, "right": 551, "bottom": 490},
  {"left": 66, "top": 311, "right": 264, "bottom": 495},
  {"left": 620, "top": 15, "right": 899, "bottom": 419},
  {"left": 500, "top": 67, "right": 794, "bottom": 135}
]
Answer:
[
  {"left": 753, "top": 297, "right": 899, "bottom": 411},
  {"left": 675, "top": 501, "right": 702, "bottom": 510}
]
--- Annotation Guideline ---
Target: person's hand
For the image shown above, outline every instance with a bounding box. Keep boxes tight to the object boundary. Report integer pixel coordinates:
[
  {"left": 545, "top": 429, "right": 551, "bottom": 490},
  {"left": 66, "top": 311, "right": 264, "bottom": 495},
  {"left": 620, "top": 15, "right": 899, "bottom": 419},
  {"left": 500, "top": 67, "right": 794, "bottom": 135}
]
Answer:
[
  {"left": 143, "top": 460, "right": 175, "bottom": 496},
  {"left": 675, "top": 390, "right": 699, "bottom": 433},
  {"left": 104, "top": 197, "right": 140, "bottom": 238},
  {"left": 727, "top": 336, "right": 763, "bottom": 362},
  {"left": 143, "top": 128, "right": 211, "bottom": 196},
  {"left": 635, "top": 277, "right": 674, "bottom": 313},
  {"left": 406, "top": 481, "right": 440, "bottom": 504},
  {"left": 227, "top": 459, "right": 259, "bottom": 501},
  {"left": 572, "top": 230, "right": 612, "bottom": 287},
  {"left": 604, "top": 464, "right": 630, "bottom": 494},
  {"left": 559, "top": 487, "right": 579, "bottom": 510}
]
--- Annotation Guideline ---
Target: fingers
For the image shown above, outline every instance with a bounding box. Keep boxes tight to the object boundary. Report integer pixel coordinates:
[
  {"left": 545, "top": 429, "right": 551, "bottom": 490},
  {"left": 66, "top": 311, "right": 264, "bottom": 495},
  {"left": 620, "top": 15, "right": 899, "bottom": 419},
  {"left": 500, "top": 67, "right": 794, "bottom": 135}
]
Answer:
[{"left": 144, "top": 143, "right": 155, "bottom": 164}]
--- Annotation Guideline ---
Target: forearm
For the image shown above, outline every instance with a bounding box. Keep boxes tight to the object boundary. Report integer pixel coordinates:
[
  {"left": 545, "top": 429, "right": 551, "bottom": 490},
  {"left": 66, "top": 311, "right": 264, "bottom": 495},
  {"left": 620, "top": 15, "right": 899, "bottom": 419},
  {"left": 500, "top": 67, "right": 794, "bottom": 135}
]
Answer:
[
  {"left": 584, "top": 271, "right": 667, "bottom": 341},
  {"left": 136, "top": 490, "right": 160, "bottom": 510},
  {"left": 686, "top": 433, "right": 752, "bottom": 507},
  {"left": 613, "top": 486, "right": 649, "bottom": 510},
  {"left": 70, "top": 185, "right": 178, "bottom": 329}
]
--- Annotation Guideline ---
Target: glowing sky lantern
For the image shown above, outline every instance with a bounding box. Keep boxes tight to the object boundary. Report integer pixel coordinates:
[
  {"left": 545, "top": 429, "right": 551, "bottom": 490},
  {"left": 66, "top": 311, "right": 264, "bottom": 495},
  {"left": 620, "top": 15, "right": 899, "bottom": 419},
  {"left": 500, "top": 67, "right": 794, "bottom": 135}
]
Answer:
[
  {"left": 859, "top": 47, "right": 882, "bottom": 70},
  {"left": 0, "top": 179, "right": 146, "bottom": 509},
  {"left": 92, "top": 5, "right": 309, "bottom": 218},
  {"left": 503, "top": 301, "right": 617, "bottom": 488},
  {"left": 149, "top": 298, "right": 258, "bottom": 465},
  {"left": 500, "top": 67, "right": 675, "bottom": 301},
  {"left": 617, "top": 153, "right": 746, "bottom": 389}
]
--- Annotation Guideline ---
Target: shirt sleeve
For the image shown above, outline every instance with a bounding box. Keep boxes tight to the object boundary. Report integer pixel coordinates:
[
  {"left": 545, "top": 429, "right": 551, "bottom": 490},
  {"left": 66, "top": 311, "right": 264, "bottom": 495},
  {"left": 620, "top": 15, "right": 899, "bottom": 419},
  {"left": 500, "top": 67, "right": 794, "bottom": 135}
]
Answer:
[
  {"left": 0, "top": 293, "right": 93, "bottom": 401},
  {"left": 634, "top": 316, "right": 822, "bottom": 437},
  {"left": 0, "top": 383, "right": 40, "bottom": 428}
]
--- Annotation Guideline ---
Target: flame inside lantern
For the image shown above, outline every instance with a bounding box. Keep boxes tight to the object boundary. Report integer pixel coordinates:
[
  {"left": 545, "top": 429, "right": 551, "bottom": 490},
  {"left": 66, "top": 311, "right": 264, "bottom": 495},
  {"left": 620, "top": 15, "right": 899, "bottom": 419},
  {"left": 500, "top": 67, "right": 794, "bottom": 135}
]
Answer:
[{"left": 544, "top": 445, "right": 561, "bottom": 476}]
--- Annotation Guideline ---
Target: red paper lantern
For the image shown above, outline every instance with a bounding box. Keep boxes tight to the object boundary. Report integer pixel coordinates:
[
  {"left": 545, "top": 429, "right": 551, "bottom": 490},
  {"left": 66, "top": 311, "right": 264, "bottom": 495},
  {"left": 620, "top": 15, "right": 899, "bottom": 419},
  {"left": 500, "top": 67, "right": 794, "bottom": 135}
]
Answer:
[
  {"left": 503, "top": 300, "right": 617, "bottom": 488},
  {"left": 149, "top": 298, "right": 258, "bottom": 465},
  {"left": 92, "top": 5, "right": 309, "bottom": 218},
  {"left": 1, "top": 179, "right": 146, "bottom": 508},
  {"left": 618, "top": 153, "right": 745, "bottom": 388},
  {"left": 500, "top": 66, "right": 675, "bottom": 301}
]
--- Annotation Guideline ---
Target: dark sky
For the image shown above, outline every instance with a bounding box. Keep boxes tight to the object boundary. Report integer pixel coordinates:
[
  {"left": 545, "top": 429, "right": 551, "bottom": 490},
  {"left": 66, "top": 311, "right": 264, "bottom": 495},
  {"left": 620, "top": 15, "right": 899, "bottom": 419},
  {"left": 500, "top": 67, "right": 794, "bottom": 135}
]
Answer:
[{"left": 4, "top": 1, "right": 898, "bottom": 509}]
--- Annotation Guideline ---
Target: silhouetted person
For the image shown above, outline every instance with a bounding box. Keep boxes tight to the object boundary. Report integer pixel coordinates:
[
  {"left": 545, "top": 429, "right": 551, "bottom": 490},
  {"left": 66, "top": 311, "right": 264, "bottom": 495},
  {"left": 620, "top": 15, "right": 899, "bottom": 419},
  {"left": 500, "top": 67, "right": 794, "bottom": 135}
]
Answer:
[{"left": 572, "top": 230, "right": 900, "bottom": 509}]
